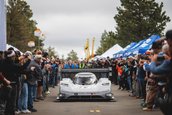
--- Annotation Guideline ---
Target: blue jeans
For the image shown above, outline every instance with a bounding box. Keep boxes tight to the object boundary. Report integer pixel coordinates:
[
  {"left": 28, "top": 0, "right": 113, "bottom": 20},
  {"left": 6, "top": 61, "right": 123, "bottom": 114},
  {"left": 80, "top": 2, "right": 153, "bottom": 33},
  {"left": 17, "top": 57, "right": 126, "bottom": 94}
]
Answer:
[
  {"left": 49, "top": 75, "right": 55, "bottom": 87},
  {"left": 28, "top": 83, "right": 34, "bottom": 109},
  {"left": 32, "top": 83, "right": 37, "bottom": 100},
  {"left": 136, "top": 79, "right": 145, "bottom": 97},
  {"left": 127, "top": 76, "right": 132, "bottom": 90},
  {"left": 43, "top": 76, "right": 46, "bottom": 92},
  {"left": 18, "top": 83, "right": 28, "bottom": 110}
]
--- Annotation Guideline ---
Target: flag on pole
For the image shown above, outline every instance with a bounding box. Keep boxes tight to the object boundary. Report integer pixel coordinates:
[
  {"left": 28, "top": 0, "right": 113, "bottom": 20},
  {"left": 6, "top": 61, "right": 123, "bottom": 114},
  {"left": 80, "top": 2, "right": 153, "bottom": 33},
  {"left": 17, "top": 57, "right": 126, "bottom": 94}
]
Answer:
[
  {"left": 84, "top": 39, "right": 90, "bottom": 60},
  {"left": 84, "top": 39, "right": 89, "bottom": 52}
]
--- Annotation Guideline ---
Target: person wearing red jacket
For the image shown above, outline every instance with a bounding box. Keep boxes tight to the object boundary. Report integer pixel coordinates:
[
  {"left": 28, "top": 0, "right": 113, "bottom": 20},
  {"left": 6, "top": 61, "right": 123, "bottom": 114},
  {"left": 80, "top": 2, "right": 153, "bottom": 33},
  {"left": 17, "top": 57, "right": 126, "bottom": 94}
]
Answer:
[{"left": 116, "top": 62, "right": 124, "bottom": 90}]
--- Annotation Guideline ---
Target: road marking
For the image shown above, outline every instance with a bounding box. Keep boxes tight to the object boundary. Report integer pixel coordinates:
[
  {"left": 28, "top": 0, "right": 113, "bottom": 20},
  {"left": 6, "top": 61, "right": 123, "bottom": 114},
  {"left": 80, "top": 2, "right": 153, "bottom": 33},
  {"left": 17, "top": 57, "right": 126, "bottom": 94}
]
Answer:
[
  {"left": 89, "top": 109, "right": 101, "bottom": 113},
  {"left": 90, "top": 110, "right": 95, "bottom": 113},
  {"left": 95, "top": 110, "right": 100, "bottom": 112}
]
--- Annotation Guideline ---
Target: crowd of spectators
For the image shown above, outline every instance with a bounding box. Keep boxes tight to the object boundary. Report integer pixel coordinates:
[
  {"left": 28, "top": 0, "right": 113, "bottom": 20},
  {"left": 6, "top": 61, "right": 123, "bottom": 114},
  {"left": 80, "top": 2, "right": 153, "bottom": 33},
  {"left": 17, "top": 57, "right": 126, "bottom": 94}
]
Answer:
[
  {"left": 110, "top": 30, "right": 172, "bottom": 115},
  {"left": 0, "top": 48, "right": 61, "bottom": 115},
  {"left": 0, "top": 30, "right": 172, "bottom": 115},
  {"left": 0, "top": 47, "right": 114, "bottom": 115}
]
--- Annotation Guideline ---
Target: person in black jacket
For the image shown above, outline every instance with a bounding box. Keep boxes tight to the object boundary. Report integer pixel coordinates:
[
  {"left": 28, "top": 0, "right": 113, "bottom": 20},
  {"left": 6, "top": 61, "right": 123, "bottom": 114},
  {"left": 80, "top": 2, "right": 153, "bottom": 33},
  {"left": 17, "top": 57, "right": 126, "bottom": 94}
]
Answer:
[
  {"left": 0, "top": 51, "right": 11, "bottom": 115},
  {"left": 2, "top": 50, "right": 31, "bottom": 115}
]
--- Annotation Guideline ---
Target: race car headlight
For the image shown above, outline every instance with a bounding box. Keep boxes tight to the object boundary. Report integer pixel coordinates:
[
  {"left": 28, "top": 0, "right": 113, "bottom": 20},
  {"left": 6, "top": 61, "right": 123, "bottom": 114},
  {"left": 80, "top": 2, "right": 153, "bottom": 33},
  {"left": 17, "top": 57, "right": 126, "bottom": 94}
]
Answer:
[
  {"left": 61, "top": 83, "right": 69, "bottom": 87},
  {"left": 102, "top": 83, "right": 110, "bottom": 86},
  {"left": 106, "top": 93, "right": 112, "bottom": 97}
]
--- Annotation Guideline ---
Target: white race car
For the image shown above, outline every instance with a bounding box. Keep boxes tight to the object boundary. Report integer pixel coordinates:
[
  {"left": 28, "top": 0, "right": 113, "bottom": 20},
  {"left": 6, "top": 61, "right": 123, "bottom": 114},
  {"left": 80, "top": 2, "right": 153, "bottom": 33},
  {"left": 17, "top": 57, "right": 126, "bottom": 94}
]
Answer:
[{"left": 57, "top": 68, "right": 114, "bottom": 101}]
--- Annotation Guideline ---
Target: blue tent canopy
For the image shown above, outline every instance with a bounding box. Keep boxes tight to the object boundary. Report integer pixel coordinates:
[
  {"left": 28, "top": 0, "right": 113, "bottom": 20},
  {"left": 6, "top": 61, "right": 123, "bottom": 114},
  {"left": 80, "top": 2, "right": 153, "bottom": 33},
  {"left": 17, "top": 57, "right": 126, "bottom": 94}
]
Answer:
[
  {"left": 123, "top": 39, "right": 145, "bottom": 57},
  {"left": 113, "top": 34, "right": 160, "bottom": 58},
  {"left": 113, "top": 42, "right": 137, "bottom": 58},
  {"left": 124, "top": 35, "right": 160, "bottom": 57},
  {"left": 132, "top": 35, "right": 160, "bottom": 55}
]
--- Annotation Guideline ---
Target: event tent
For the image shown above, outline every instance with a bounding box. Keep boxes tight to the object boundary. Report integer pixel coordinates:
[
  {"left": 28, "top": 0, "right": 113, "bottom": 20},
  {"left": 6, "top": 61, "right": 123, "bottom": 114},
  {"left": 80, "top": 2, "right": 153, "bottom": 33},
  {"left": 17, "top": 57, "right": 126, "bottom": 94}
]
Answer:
[
  {"left": 113, "top": 42, "right": 137, "bottom": 58},
  {"left": 113, "top": 35, "right": 160, "bottom": 58},
  {"left": 124, "top": 35, "right": 160, "bottom": 57},
  {"left": 123, "top": 39, "right": 145, "bottom": 57},
  {"left": 101, "top": 44, "right": 123, "bottom": 58}
]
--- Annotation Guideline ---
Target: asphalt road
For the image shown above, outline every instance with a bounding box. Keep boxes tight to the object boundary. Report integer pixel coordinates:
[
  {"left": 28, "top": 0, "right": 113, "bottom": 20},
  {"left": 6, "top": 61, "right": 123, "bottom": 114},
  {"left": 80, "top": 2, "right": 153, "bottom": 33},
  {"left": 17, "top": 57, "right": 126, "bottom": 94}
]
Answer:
[{"left": 25, "top": 85, "right": 163, "bottom": 115}]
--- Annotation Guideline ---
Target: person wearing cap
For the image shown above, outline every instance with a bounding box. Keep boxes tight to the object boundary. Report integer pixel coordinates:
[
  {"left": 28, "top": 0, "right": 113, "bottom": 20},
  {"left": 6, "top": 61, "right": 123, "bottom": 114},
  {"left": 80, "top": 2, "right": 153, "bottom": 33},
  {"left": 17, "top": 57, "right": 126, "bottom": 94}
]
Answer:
[
  {"left": 147, "top": 30, "right": 172, "bottom": 115},
  {"left": 26, "top": 54, "right": 43, "bottom": 112},
  {"left": 24, "top": 51, "right": 32, "bottom": 58},
  {"left": 16, "top": 51, "right": 33, "bottom": 114},
  {"left": 1, "top": 50, "right": 31, "bottom": 115}
]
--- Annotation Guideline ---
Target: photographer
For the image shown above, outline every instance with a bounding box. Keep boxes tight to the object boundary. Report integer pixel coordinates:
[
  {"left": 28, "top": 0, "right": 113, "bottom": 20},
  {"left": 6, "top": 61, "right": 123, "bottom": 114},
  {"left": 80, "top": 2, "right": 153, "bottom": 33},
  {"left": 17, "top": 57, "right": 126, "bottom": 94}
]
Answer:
[
  {"left": 146, "top": 30, "right": 172, "bottom": 115},
  {"left": 142, "top": 40, "right": 166, "bottom": 111}
]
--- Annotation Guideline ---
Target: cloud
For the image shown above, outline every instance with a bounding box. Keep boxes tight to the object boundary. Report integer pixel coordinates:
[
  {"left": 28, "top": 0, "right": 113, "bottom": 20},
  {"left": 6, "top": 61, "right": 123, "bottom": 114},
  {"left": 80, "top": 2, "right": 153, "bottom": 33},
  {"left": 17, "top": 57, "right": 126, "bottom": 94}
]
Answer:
[
  {"left": 43, "top": 13, "right": 115, "bottom": 58},
  {"left": 155, "top": 0, "right": 172, "bottom": 31},
  {"left": 161, "top": 0, "right": 172, "bottom": 31},
  {"left": 27, "top": 0, "right": 172, "bottom": 58},
  {"left": 27, "top": 0, "right": 118, "bottom": 15},
  {"left": 32, "top": 12, "right": 115, "bottom": 58},
  {"left": 27, "top": 0, "right": 119, "bottom": 58}
]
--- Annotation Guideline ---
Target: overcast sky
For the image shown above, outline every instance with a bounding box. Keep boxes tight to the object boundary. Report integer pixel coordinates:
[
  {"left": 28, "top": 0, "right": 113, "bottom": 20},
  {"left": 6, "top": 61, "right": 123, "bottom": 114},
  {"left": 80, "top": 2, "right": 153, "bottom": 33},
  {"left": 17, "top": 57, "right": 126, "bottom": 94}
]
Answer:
[{"left": 27, "top": 0, "right": 172, "bottom": 59}]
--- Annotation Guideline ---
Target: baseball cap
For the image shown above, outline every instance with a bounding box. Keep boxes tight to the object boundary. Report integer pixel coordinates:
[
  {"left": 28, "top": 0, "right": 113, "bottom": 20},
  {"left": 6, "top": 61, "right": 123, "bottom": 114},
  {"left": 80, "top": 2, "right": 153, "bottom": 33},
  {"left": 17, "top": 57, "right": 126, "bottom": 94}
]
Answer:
[{"left": 24, "top": 51, "right": 32, "bottom": 56}]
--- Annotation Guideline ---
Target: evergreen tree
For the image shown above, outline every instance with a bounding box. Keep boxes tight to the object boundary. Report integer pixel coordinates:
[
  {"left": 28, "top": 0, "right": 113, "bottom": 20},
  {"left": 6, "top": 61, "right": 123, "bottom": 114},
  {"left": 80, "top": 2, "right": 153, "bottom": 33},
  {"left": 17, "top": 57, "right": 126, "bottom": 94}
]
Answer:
[
  {"left": 67, "top": 50, "right": 78, "bottom": 61},
  {"left": 7, "top": 0, "right": 40, "bottom": 52},
  {"left": 44, "top": 46, "right": 58, "bottom": 58},
  {"left": 114, "top": 0, "right": 170, "bottom": 46},
  {"left": 96, "top": 30, "right": 119, "bottom": 55}
]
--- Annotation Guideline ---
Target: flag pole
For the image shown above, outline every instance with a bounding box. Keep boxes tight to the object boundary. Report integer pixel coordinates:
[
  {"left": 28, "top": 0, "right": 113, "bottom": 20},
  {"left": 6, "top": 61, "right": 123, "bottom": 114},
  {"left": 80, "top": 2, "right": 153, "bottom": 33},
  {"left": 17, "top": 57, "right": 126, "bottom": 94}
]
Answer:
[{"left": 91, "top": 37, "right": 95, "bottom": 58}]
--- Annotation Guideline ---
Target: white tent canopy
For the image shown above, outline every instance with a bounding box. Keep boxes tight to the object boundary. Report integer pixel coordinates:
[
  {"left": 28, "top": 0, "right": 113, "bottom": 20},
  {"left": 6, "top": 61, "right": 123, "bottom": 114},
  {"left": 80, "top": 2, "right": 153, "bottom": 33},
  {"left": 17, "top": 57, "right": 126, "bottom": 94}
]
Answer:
[{"left": 100, "top": 44, "right": 123, "bottom": 58}]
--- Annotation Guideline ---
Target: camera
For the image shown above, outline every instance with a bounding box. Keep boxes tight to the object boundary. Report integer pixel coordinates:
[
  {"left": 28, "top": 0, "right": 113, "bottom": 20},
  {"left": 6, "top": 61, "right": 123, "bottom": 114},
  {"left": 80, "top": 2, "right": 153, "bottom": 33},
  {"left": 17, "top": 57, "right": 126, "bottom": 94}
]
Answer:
[
  {"left": 157, "top": 52, "right": 165, "bottom": 62},
  {"left": 140, "top": 55, "right": 150, "bottom": 61}
]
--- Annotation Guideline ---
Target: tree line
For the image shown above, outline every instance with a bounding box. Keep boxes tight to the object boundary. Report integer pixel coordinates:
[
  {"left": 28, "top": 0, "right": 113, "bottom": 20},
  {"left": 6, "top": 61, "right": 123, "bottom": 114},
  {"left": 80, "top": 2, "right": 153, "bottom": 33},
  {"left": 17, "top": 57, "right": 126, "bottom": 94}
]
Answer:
[
  {"left": 96, "top": 0, "right": 170, "bottom": 55},
  {"left": 7, "top": 0, "right": 39, "bottom": 52},
  {"left": 6, "top": 0, "right": 78, "bottom": 60},
  {"left": 6, "top": 0, "right": 171, "bottom": 59}
]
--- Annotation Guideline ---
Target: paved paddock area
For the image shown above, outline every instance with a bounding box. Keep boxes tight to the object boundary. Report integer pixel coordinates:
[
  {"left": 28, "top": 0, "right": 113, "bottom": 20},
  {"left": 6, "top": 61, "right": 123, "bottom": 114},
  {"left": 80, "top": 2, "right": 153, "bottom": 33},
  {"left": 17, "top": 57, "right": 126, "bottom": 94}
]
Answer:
[{"left": 23, "top": 85, "right": 163, "bottom": 115}]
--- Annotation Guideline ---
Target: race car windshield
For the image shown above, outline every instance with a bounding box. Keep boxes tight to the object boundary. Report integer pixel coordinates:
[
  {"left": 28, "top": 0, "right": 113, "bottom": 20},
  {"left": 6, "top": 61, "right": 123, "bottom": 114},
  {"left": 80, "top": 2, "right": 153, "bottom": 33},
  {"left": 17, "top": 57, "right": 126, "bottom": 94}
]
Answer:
[{"left": 74, "top": 77, "right": 95, "bottom": 85}]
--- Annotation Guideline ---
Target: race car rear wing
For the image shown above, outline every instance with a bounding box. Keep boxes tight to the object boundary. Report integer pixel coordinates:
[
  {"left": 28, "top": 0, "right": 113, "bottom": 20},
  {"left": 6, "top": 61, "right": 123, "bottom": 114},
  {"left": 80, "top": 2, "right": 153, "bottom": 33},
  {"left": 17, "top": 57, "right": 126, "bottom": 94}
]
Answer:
[
  {"left": 61, "top": 68, "right": 110, "bottom": 73},
  {"left": 61, "top": 68, "right": 112, "bottom": 79}
]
